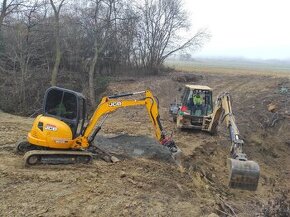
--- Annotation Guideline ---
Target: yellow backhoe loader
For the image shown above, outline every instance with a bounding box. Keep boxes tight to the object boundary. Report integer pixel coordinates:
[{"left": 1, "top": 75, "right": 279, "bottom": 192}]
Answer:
[
  {"left": 17, "top": 87, "right": 180, "bottom": 165},
  {"left": 170, "top": 85, "right": 260, "bottom": 191}
]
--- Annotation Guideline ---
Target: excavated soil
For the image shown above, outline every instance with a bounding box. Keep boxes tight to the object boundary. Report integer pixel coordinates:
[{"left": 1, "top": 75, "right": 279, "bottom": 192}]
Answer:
[
  {"left": 0, "top": 71, "right": 290, "bottom": 216},
  {"left": 94, "top": 135, "right": 174, "bottom": 163}
]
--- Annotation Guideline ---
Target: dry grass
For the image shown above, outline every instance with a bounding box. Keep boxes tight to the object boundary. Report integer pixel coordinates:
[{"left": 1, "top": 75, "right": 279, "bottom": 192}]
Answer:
[{"left": 165, "top": 60, "right": 290, "bottom": 78}]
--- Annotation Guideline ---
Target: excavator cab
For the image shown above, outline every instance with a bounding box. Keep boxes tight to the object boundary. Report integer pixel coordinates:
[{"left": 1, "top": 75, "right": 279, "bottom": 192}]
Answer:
[
  {"left": 182, "top": 86, "right": 213, "bottom": 116},
  {"left": 170, "top": 85, "right": 213, "bottom": 129},
  {"left": 44, "top": 87, "right": 86, "bottom": 138}
]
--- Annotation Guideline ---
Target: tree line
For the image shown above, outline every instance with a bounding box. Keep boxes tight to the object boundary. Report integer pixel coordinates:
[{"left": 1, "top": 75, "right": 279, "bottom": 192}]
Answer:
[{"left": 0, "top": 0, "right": 209, "bottom": 113}]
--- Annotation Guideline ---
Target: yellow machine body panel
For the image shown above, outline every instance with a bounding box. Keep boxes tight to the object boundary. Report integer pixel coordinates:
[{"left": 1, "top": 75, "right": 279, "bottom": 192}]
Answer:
[{"left": 27, "top": 115, "right": 74, "bottom": 149}]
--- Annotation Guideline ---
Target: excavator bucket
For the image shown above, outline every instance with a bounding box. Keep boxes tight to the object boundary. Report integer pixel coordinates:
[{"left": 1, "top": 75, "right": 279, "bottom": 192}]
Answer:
[
  {"left": 228, "top": 158, "right": 260, "bottom": 191},
  {"left": 171, "top": 149, "right": 184, "bottom": 167}
]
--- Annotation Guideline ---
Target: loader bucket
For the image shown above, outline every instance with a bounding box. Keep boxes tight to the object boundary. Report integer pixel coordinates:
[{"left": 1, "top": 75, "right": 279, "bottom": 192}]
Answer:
[{"left": 228, "top": 158, "right": 260, "bottom": 191}]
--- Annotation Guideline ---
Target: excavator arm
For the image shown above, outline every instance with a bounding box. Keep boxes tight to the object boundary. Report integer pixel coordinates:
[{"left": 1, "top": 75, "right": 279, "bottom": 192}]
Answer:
[
  {"left": 78, "top": 90, "right": 178, "bottom": 154},
  {"left": 205, "top": 92, "right": 260, "bottom": 191}
]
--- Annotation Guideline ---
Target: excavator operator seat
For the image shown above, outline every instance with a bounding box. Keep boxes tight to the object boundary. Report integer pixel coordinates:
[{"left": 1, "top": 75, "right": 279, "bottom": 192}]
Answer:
[
  {"left": 181, "top": 85, "right": 213, "bottom": 116},
  {"left": 43, "top": 87, "right": 86, "bottom": 138},
  {"left": 172, "top": 85, "right": 214, "bottom": 130}
]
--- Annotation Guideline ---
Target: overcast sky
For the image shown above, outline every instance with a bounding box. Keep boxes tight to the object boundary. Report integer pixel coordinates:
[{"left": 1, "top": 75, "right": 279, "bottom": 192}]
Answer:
[{"left": 184, "top": 0, "right": 290, "bottom": 59}]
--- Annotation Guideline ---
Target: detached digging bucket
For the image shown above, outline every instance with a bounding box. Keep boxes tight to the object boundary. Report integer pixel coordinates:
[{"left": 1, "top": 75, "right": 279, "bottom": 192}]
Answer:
[{"left": 228, "top": 158, "right": 260, "bottom": 191}]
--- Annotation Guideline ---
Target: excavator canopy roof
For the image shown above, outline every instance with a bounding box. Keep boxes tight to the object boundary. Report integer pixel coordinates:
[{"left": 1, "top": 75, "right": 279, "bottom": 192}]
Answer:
[
  {"left": 47, "top": 86, "right": 86, "bottom": 99},
  {"left": 185, "top": 84, "right": 212, "bottom": 91}
]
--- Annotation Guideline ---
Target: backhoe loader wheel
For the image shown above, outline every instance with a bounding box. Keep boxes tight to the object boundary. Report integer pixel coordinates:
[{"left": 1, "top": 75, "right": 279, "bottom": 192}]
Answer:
[{"left": 26, "top": 155, "right": 40, "bottom": 165}]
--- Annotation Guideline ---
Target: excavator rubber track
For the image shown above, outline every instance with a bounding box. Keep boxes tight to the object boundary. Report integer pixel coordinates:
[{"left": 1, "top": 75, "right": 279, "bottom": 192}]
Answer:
[
  {"left": 15, "top": 140, "right": 41, "bottom": 154},
  {"left": 23, "top": 150, "right": 93, "bottom": 166},
  {"left": 228, "top": 158, "right": 260, "bottom": 191}
]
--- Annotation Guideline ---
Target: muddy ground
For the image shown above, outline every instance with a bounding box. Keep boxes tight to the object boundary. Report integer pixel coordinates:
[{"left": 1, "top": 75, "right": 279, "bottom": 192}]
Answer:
[{"left": 0, "top": 71, "right": 290, "bottom": 216}]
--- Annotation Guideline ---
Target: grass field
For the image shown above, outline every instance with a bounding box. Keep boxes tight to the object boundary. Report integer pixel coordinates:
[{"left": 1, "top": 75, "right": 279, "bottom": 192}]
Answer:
[{"left": 165, "top": 58, "right": 290, "bottom": 77}]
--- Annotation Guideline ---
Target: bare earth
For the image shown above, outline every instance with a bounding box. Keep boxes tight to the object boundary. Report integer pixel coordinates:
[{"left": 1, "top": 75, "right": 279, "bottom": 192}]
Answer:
[{"left": 0, "top": 71, "right": 290, "bottom": 216}]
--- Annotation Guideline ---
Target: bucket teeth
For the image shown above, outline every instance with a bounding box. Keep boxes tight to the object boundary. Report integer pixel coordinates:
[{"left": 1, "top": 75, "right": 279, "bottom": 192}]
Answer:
[{"left": 228, "top": 158, "right": 260, "bottom": 191}]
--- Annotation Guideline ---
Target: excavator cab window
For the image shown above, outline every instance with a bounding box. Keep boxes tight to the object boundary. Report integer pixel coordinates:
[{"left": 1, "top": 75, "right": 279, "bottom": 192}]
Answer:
[
  {"left": 45, "top": 90, "right": 77, "bottom": 119},
  {"left": 76, "top": 97, "right": 86, "bottom": 136},
  {"left": 44, "top": 87, "right": 85, "bottom": 138},
  {"left": 181, "top": 87, "right": 191, "bottom": 105},
  {"left": 183, "top": 89, "right": 213, "bottom": 116}
]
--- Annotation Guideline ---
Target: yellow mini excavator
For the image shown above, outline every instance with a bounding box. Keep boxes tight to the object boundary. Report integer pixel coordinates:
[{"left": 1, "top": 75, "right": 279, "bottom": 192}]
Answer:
[
  {"left": 170, "top": 85, "right": 260, "bottom": 191},
  {"left": 17, "top": 87, "right": 180, "bottom": 166}
]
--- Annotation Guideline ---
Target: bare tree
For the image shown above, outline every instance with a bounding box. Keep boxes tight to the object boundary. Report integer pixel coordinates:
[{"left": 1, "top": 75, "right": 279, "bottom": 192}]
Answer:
[
  {"left": 135, "top": 0, "right": 209, "bottom": 72},
  {"left": 0, "top": 0, "right": 24, "bottom": 31},
  {"left": 49, "top": 0, "right": 65, "bottom": 86},
  {"left": 2, "top": 0, "right": 49, "bottom": 111},
  {"left": 116, "top": 4, "right": 138, "bottom": 68},
  {"left": 81, "top": 0, "right": 119, "bottom": 106},
  {"left": 0, "top": 0, "right": 210, "bottom": 113},
  {"left": 0, "top": 0, "right": 24, "bottom": 56}
]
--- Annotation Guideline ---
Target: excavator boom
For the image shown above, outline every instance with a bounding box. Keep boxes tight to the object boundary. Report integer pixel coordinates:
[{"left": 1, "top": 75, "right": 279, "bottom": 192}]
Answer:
[
  {"left": 205, "top": 92, "right": 260, "bottom": 191},
  {"left": 82, "top": 90, "right": 179, "bottom": 153}
]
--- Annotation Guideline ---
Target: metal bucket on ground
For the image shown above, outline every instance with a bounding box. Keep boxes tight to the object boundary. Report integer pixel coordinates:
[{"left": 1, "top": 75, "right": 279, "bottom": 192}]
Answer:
[{"left": 228, "top": 158, "right": 260, "bottom": 191}]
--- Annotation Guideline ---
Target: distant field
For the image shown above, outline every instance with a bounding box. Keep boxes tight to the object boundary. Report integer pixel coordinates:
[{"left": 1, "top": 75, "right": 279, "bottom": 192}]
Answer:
[{"left": 165, "top": 58, "right": 290, "bottom": 77}]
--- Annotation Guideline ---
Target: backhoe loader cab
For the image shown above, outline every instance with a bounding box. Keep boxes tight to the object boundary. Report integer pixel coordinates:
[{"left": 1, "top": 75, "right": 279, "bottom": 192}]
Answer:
[
  {"left": 44, "top": 87, "right": 86, "bottom": 138},
  {"left": 170, "top": 85, "right": 213, "bottom": 129}
]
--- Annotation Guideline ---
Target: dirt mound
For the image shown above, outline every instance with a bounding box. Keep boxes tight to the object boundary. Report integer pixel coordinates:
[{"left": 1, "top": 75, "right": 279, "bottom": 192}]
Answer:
[{"left": 94, "top": 134, "right": 174, "bottom": 163}]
